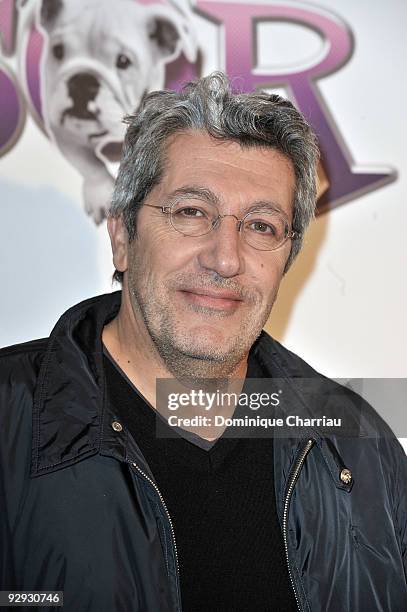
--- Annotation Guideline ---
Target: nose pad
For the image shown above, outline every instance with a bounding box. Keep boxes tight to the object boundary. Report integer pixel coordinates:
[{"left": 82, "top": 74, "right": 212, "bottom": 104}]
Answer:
[
  {"left": 211, "top": 216, "right": 221, "bottom": 230},
  {"left": 211, "top": 214, "right": 241, "bottom": 233},
  {"left": 67, "top": 73, "right": 100, "bottom": 118},
  {"left": 208, "top": 215, "right": 242, "bottom": 257}
]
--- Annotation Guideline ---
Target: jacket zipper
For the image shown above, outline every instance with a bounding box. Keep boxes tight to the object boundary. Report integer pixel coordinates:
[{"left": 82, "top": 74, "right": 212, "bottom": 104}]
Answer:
[
  {"left": 128, "top": 459, "right": 181, "bottom": 611},
  {"left": 282, "top": 438, "right": 315, "bottom": 612}
]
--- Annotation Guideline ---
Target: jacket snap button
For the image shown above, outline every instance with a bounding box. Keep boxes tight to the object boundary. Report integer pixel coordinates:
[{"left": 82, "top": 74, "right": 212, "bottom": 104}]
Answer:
[
  {"left": 340, "top": 468, "right": 352, "bottom": 484},
  {"left": 111, "top": 421, "right": 123, "bottom": 432}
]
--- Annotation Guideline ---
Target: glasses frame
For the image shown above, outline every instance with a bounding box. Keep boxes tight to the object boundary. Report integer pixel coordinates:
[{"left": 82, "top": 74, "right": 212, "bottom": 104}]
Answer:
[{"left": 143, "top": 202, "right": 301, "bottom": 252}]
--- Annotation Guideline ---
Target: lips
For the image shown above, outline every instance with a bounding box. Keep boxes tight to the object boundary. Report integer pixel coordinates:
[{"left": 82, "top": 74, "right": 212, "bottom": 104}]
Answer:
[
  {"left": 179, "top": 288, "right": 243, "bottom": 311},
  {"left": 183, "top": 286, "right": 243, "bottom": 299}
]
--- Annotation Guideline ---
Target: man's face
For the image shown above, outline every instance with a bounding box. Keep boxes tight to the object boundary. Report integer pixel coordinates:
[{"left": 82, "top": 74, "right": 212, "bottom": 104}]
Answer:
[{"left": 119, "top": 130, "right": 295, "bottom": 376}]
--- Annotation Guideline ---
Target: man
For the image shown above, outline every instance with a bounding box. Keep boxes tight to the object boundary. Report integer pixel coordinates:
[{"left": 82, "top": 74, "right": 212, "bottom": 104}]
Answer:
[{"left": 0, "top": 72, "right": 406, "bottom": 611}]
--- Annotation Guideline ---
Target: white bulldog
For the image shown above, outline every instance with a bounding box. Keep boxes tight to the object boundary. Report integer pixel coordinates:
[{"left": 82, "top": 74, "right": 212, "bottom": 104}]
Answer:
[{"left": 36, "top": 0, "right": 198, "bottom": 223}]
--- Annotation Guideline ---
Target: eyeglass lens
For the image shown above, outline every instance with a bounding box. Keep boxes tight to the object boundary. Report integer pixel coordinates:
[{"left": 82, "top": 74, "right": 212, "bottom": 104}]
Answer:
[{"left": 169, "top": 199, "right": 289, "bottom": 251}]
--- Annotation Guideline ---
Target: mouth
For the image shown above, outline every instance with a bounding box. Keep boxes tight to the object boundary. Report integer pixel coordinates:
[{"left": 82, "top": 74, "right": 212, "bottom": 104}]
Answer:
[
  {"left": 61, "top": 107, "right": 99, "bottom": 125},
  {"left": 178, "top": 288, "right": 244, "bottom": 312},
  {"left": 89, "top": 130, "right": 108, "bottom": 141},
  {"left": 100, "top": 141, "right": 123, "bottom": 162}
]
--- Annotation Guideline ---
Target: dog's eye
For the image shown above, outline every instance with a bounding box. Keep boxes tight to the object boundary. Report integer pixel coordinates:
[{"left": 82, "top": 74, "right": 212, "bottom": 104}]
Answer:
[
  {"left": 116, "top": 54, "right": 132, "bottom": 70},
  {"left": 52, "top": 43, "right": 64, "bottom": 60}
]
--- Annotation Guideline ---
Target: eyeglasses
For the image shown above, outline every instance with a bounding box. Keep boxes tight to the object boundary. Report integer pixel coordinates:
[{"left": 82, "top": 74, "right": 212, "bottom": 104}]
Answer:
[{"left": 144, "top": 198, "right": 301, "bottom": 251}]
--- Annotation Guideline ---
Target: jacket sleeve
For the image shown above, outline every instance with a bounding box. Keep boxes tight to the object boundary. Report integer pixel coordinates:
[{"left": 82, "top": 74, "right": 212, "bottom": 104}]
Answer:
[
  {"left": 379, "top": 434, "right": 407, "bottom": 582},
  {"left": 393, "top": 438, "right": 407, "bottom": 581},
  {"left": 0, "top": 343, "right": 44, "bottom": 588},
  {"left": 0, "top": 439, "right": 14, "bottom": 588}
]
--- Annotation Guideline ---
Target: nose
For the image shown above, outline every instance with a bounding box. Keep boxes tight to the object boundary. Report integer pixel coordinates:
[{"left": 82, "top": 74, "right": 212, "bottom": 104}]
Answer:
[
  {"left": 67, "top": 73, "right": 100, "bottom": 103},
  {"left": 197, "top": 216, "right": 244, "bottom": 278}
]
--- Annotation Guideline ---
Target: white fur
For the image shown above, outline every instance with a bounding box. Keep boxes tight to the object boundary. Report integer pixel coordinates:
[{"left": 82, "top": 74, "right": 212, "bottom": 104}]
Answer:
[{"left": 33, "top": 0, "right": 197, "bottom": 223}]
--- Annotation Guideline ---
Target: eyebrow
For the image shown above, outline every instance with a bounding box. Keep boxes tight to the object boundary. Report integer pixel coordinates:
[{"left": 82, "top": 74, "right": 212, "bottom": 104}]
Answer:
[
  {"left": 244, "top": 202, "right": 285, "bottom": 216},
  {"left": 166, "top": 185, "right": 286, "bottom": 216},
  {"left": 166, "top": 186, "right": 220, "bottom": 207}
]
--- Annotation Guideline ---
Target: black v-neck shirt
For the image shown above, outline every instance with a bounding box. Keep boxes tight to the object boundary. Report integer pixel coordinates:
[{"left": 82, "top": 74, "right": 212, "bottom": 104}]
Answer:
[{"left": 103, "top": 347, "right": 298, "bottom": 612}]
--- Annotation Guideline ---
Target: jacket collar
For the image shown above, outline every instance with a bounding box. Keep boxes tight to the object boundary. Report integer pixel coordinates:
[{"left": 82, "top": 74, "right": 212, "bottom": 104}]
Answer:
[
  {"left": 31, "top": 292, "right": 122, "bottom": 476},
  {"left": 30, "top": 291, "right": 356, "bottom": 492}
]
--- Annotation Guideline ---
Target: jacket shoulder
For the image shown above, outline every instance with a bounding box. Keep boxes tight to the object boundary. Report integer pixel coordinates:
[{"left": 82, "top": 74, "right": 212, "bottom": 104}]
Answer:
[
  {"left": 0, "top": 337, "right": 48, "bottom": 359},
  {"left": 0, "top": 337, "right": 48, "bottom": 389},
  {"left": 258, "top": 331, "right": 403, "bottom": 441},
  {"left": 0, "top": 337, "right": 48, "bottom": 434},
  {"left": 258, "top": 332, "right": 321, "bottom": 377}
]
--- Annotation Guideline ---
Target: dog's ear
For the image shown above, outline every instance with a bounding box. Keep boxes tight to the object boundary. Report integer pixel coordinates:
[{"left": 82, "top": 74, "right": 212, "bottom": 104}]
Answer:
[
  {"left": 146, "top": 6, "right": 197, "bottom": 63},
  {"left": 148, "top": 17, "right": 179, "bottom": 57},
  {"left": 40, "top": 0, "right": 64, "bottom": 30}
]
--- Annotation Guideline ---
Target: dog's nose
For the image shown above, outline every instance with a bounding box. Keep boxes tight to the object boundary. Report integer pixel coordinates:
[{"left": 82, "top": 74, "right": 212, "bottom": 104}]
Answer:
[{"left": 67, "top": 73, "right": 100, "bottom": 102}]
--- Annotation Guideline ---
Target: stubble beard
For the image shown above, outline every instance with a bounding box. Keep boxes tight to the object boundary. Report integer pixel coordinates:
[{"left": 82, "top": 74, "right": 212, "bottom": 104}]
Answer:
[{"left": 127, "top": 265, "right": 277, "bottom": 382}]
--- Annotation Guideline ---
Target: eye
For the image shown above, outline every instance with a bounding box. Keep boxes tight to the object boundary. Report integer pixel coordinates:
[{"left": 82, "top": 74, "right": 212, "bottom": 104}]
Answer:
[
  {"left": 248, "top": 220, "right": 276, "bottom": 234},
  {"left": 116, "top": 53, "right": 132, "bottom": 70},
  {"left": 52, "top": 43, "right": 64, "bottom": 60},
  {"left": 176, "top": 207, "right": 206, "bottom": 218}
]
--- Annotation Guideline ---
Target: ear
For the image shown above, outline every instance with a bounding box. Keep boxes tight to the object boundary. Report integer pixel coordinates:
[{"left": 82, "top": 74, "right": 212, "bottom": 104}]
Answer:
[
  {"left": 39, "top": 0, "right": 64, "bottom": 31},
  {"left": 145, "top": 5, "right": 197, "bottom": 63},
  {"left": 107, "top": 215, "right": 129, "bottom": 275}
]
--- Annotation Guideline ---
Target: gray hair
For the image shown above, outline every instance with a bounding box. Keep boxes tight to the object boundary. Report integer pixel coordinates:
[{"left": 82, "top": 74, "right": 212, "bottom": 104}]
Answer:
[{"left": 109, "top": 71, "right": 319, "bottom": 283}]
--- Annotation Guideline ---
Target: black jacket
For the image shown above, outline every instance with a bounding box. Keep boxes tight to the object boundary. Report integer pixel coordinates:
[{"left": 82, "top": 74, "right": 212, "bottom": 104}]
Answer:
[{"left": 0, "top": 292, "right": 406, "bottom": 611}]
